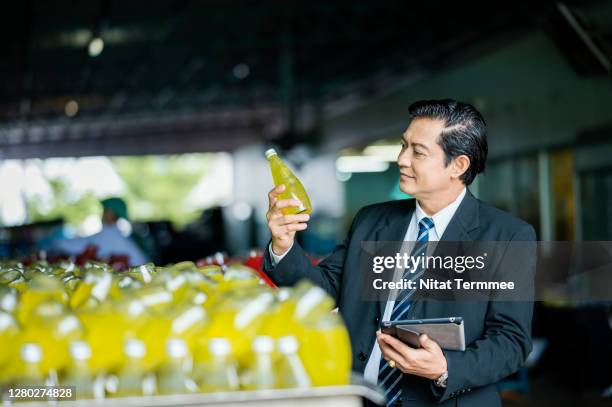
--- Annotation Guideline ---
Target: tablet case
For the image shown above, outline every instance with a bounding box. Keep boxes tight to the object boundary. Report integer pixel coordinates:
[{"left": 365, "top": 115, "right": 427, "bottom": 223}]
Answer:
[{"left": 382, "top": 318, "right": 466, "bottom": 351}]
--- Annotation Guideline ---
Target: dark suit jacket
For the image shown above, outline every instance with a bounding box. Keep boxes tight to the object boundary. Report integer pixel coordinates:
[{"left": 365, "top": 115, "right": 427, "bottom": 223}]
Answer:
[{"left": 263, "top": 190, "right": 535, "bottom": 407}]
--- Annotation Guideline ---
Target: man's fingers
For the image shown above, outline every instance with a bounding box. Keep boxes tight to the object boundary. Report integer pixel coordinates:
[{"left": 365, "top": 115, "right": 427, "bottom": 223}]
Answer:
[
  {"left": 418, "top": 334, "right": 439, "bottom": 352},
  {"left": 268, "top": 184, "right": 286, "bottom": 200},
  {"left": 379, "top": 333, "right": 411, "bottom": 352},
  {"left": 274, "top": 198, "right": 302, "bottom": 209},
  {"left": 377, "top": 334, "right": 401, "bottom": 358},
  {"left": 286, "top": 223, "right": 308, "bottom": 232},
  {"left": 379, "top": 333, "right": 421, "bottom": 364},
  {"left": 267, "top": 185, "right": 285, "bottom": 210},
  {"left": 378, "top": 337, "right": 407, "bottom": 371},
  {"left": 269, "top": 222, "right": 307, "bottom": 237},
  {"left": 275, "top": 214, "right": 310, "bottom": 225}
]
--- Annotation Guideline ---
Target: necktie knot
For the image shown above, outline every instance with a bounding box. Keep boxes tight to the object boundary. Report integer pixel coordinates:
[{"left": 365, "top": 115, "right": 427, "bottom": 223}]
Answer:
[{"left": 417, "top": 217, "right": 434, "bottom": 239}]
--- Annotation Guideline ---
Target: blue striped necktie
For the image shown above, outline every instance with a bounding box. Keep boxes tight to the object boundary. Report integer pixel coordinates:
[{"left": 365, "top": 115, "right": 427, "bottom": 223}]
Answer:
[{"left": 378, "top": 216, "right": 435, "bottom": 407}]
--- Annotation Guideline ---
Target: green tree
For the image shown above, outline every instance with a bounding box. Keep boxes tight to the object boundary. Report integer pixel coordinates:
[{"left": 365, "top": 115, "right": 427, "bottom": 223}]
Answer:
[
  {"left": 27, "top": 178, "right": 101, "bottom": 226},
  {"left": 111, "top": 155, "right": 214, "bottom": 228}
]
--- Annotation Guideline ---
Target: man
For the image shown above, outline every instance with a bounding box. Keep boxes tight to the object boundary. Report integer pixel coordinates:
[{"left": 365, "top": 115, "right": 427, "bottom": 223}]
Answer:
[
  {"left": 264, "top": 99, "right": 535, "bottom": 406},
  {"left": 52, "top": 197, "right": 148, "bottom": 266}
]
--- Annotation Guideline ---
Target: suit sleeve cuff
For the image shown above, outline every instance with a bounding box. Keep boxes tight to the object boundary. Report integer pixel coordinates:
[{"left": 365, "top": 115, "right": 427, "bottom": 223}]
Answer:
[
  {"left": 431, "top": 350, "right": 474, "bottom": 402},
  {"left": 430, "top": 350, "right": 455, "bottom": 402},
  {"left": 268, "top": 242, "right": 293, "bottom": 266}
]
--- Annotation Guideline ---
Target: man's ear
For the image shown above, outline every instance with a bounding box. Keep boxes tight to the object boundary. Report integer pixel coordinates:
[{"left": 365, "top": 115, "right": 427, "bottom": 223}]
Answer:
[{"left": 451, "top": 155, "right": 470, "bottom": 180}]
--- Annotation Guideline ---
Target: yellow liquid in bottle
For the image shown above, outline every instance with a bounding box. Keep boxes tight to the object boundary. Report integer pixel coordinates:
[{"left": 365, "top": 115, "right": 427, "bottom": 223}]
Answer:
[
  {"left": 265, "top": 149, "right": 312, "bottom": 215},
  {"left": 298, "top": 314, "right": 351, "bottom": 386}
]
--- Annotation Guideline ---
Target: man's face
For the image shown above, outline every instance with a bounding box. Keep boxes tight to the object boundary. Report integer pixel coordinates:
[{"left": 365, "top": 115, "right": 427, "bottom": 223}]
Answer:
[
  {"left": 397, "top": 118, "right": 456, "bottom": 199},
  {"left": 102, "top": 208, "right": 117, "bottom": 224}
]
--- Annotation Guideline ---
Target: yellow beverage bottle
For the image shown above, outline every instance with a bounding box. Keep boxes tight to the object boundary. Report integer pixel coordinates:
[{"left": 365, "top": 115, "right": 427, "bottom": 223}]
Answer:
[
  {"left": 276, "top": 336, "right": 311, "bottom": 389},
  {"left": 157, "top": 338, "right": 197, "bottom": 395},
  {"left": 17, "top": 343, "right": 47, "bottom": 387},
  {"left": 0, "top": 286, "right": 18, "bottom": 314},
  {"left": 62, "top": 341, "right": 95, "bottom": 399},
  {"left": 19, "top": 301, "right": 84, "bottom": 375},
  {"left": 265, "top": 149, "right": 312, "bottom": 215},
  {"left": 0, "top": 312, "right": 18, "bottom": 373},
  {"left": 80, "top": 301, "right": 133, "bottom": 374},
  {"left": 298, "top": 313, "right": 351, "bottom": 386},
  {"left": 193, "top": 338, "right": 239, "bottom": 392},
  {"left": 18, "top": 275, "right": 68, "bottom": 324},
  {"left": 292, "top": 281, "right": 336, "bottom": 322},
  {"left": 116, "top": 339, "right": 148, "bottom": 397},
  {"left": 240, "top": 336, "right": 276, "bottom": 390}
]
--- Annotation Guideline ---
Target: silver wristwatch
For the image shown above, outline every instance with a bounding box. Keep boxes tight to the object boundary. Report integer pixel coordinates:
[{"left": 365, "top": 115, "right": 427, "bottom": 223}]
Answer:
[{"left": 434, "top": 371, "right": 448, "bottom": 388}]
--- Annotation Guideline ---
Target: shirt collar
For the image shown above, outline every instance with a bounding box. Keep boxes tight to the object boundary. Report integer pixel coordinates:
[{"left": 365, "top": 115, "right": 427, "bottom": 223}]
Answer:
[{"left": 414, "top": 188, "right": 467, "bottom": 238}]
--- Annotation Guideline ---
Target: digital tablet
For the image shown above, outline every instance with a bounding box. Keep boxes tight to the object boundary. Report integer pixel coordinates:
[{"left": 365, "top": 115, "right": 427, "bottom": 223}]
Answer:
[{"left": 380, "top": 317, "right": 465, "bottom": 351}]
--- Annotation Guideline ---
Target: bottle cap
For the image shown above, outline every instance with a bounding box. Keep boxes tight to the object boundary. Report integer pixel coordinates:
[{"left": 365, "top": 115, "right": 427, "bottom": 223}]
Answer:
[
  {"left": 70, "top": 341, "right": 92, "bottom": 360},
  {"left": 124, "top": 339, "right": 146, "bottom": 358},
  {"left": 252, "top": 336, "right": 274, "bottom": 353},
  {"left": 277, "top": 336, "right": 299, "bottom": 354},
  {"left": 21, "top": 343, "right": 42, "bottom": 363},
  {"left": 166, "top": 338, "right": 188, "bottom": 358},
  {"left": 0, "top": 312, "right": 16, "bottom": 330},
  {"left": 208, "top": 338, "right": 231, "bottom": 355},
  {"left": 264, "top": 148, "right": 277, "bottom": 159},
  {"left": 0, "top": 290, "right": 17, "bottom": 312}
]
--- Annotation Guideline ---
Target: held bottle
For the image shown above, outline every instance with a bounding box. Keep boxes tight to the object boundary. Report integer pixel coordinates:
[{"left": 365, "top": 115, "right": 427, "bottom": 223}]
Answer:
[{"left": 265, "top": 149, "right": 312, "bottom": 215}]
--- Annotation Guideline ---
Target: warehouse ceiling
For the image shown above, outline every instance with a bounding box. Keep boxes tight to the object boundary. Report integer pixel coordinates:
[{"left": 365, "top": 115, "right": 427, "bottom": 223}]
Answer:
[{"left": 0, "top": 0, "right": 609, "bottom": 158}]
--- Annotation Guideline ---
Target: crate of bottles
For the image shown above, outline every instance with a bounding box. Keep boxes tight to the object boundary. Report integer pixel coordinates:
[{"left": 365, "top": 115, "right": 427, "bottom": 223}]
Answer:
[{"left": 0, "top": 260, "right": 355, "bottom": 402}]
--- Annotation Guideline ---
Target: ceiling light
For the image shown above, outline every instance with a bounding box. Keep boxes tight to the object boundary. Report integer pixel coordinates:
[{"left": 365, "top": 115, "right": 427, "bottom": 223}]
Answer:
[
  {"left": 233, "top": 63, "right": 250, "bottom": 79},
  {"left": 65, "top": 100, "right": 79, "bottom": 117},
  {"left": 363, "top": 144, "right": 402, "bottom": 162},
  {"left": 232, "top": 202, "right": 252, "bottom": 221},
  {"left": 336, "top": 171, "right": 352, "bottom": 182},
  {"left": 336, "top": 156, "right": 389, "bottom": 173},
  {"left": 88, "top": 37, "right": 104, "bottom": 57}
]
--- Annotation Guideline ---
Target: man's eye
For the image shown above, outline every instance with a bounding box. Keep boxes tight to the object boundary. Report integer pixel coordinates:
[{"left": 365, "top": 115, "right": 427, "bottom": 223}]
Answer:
[
  {"left": 413, "top": 151, "right": 423, "bottom": 156},
  {"left": 400, "top": 142, "right": 407, "bottom": 149}
]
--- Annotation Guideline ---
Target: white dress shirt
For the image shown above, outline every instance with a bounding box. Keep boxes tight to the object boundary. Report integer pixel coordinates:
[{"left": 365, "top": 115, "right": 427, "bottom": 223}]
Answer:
[
  {"left": 363, "top": 188, "right": 466, "bottom": 384},
  {"left": 53, "top": 223, "right": 149, "bottom": 266}
]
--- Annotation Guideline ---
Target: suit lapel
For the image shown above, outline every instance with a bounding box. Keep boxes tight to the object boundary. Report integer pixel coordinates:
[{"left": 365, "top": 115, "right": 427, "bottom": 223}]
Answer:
[
  {"left": 374, "top": 200, "right": 415, "bottom": 318},
  {"left": 439, "top": 188, "right": 480, "bottom": 242}
]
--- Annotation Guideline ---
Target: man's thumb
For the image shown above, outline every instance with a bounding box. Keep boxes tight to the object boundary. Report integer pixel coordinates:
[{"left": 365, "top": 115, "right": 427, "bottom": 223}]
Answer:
[{"left": 419, "top": 334, "right": 434, "bottom": 349}]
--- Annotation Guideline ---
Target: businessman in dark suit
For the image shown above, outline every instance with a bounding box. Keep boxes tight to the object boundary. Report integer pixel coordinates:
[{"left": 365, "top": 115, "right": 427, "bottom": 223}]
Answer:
[{"left": 264, "top": 99, "right": 535, "bottom": 406}]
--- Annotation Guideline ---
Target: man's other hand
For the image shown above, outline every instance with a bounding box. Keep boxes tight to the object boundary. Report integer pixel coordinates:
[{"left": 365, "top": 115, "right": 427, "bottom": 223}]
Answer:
[{"left": 377, "top": 330, "right": 448, "bottom": 380}]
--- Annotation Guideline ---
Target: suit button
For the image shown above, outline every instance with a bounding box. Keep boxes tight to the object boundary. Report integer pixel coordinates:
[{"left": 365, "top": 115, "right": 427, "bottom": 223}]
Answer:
[
  {"left": 358, "top": 352, "right": 367, "bottom": 362},
  {"left": 374, "top": 316, "right": 380, "bottom": 324}
]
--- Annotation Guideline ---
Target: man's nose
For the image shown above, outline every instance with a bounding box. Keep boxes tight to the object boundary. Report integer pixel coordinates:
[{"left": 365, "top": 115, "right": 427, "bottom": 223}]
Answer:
[{"left": 397, "top": 149, "right": 410, "bottom": 167}]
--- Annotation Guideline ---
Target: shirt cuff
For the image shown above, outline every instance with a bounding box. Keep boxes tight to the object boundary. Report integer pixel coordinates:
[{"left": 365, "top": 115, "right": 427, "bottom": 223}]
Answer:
[{"left": 269, "top": 242, "right": 292, "bottom": 266}]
